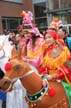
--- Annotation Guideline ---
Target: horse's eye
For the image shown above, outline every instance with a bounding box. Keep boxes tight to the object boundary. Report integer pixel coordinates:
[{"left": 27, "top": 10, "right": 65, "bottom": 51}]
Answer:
[{"left": 13, "top": 65, "right": 22, "bottom": 71}]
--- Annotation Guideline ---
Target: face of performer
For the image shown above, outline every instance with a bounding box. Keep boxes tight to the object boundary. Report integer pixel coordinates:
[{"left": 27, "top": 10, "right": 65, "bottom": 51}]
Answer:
[
  {"left": 23, "top": 31, "right": 32, "bottom": 39},
  {"left": 45, "top": 33, "right": 55, "bottom": 47},
  {"left": 16, "top": 34, "right": 21, "bottom": 42},
  {"left": 57, "top": 28, "right": 67, "bottom": 39}
]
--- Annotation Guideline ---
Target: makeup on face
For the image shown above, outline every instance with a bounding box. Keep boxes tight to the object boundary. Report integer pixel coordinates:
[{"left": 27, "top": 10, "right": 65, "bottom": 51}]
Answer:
[{"left": 45, "top": 34, "right": 55, "bottom": 46}]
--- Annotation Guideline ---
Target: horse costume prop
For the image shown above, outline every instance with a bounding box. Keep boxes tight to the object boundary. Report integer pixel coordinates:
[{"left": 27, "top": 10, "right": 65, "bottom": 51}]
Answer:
[
  {"left": 0, "top": 35, "right": 28, "bottom": 108},
  {"left": 0, "top": 57, "right": 71, "bottom": 108}
]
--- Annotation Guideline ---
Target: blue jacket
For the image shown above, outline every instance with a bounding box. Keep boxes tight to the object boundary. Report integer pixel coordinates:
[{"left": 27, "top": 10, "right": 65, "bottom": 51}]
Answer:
[{"left": 64, "top": 37, "right": 71, "bottom": 51}]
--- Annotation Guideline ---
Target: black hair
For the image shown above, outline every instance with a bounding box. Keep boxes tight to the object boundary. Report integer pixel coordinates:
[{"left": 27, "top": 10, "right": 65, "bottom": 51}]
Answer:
[
  {"left": 49, "top": 28, "right": 57, "bottom": 32},
  {"left": 58, "top": 26, "right": 63, "bottom": 29},
  {"left": 59, "top": 27, "right": 67, "bottom": 35},
  {"left": 32, "top": 34, "right": 39, "bottom": 47},
  {"left": 24, "top": 33, "right": 40, "bottom": 56},
  {"left": 62, "top": 28, "right": 67, "bottom": 35},
  {"left": 0, "top": 68, "right": 5, "bottom": 79}
]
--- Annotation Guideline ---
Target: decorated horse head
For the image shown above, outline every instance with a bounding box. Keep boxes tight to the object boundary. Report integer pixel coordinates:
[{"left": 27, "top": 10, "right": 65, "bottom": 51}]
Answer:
[
  {"left": 0, "top": 35, "right": 28, "bottom": 108},
  {"left": 0, "top": 56, "right": 70, "bottom": 108}
]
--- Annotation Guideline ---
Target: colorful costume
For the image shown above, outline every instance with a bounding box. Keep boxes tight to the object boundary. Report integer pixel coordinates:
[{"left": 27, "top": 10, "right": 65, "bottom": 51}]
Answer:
[
  {"left": 19, "top": 10, "right": 44, "bottom": 68},
  {"left": 39, "top": 30, "right": 71, "bottom": 86},
  {"left": 26, "top": 37, "right": 44, "bottom": 68}
]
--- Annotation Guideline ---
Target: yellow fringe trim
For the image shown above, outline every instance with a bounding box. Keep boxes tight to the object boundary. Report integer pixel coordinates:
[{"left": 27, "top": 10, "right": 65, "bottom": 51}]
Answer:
[{"left": 43, "top": 47, "right": 70, "bottom": 70}]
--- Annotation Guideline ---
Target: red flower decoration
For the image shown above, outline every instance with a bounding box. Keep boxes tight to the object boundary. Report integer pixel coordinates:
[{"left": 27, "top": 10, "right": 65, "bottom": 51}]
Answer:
[
  {"left": 67, "top": 55, "right": 71, "bottom": 60},
  {"left": 48, "top": 88, "right": 56, "bottom": 96},
  {"left": 4, "top": 62, "right": 12, "bottom": 71},
  {"left": 38, "top": 66, "right": 49, "bottom": 75}
]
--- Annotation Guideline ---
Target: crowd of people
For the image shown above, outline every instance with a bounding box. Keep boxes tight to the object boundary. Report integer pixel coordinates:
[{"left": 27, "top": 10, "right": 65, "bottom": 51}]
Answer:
[{"left": 0, "top": 10, "right": 71, "bottom": 108}]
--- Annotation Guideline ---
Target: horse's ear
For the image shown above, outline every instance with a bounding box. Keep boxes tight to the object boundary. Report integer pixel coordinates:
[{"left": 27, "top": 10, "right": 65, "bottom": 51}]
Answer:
[
  {"left": 11, "top": 46, "right": 22, "bottom": 60},
  {"left": 17, "top": 46, "right": 22, "bottom": 60},
  {"left": 11, "top": 47, "right": 18, "bottom": 59}
]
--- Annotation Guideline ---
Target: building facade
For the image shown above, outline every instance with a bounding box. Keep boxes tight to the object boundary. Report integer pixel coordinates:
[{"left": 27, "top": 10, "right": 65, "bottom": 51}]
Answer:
[
  {"left": 0, "top": 0, "right": 33, "bottom": 33},
  {"left": 0, "top": 0, "right": 71, "bottom": 33},
  {"left": 32, "top": 0, "right": 71, "bottom": 31}
]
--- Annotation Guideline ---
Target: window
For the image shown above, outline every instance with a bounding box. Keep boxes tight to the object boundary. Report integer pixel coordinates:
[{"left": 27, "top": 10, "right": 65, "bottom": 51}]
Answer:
[
  {"left": 33, "top": 2, "right": 47, "bottom": 31},
  {"left": 2, "top": 17, "right": 22, "bottom": 33},
  {"left": 2, "top": 19, "right": 7, "bottom": 30},
  {"left": 35, "top": 17, "right": 47, "bottom": 29},
  {"left": 34, "top": 2, "right": 46, "bottom": 17}
]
